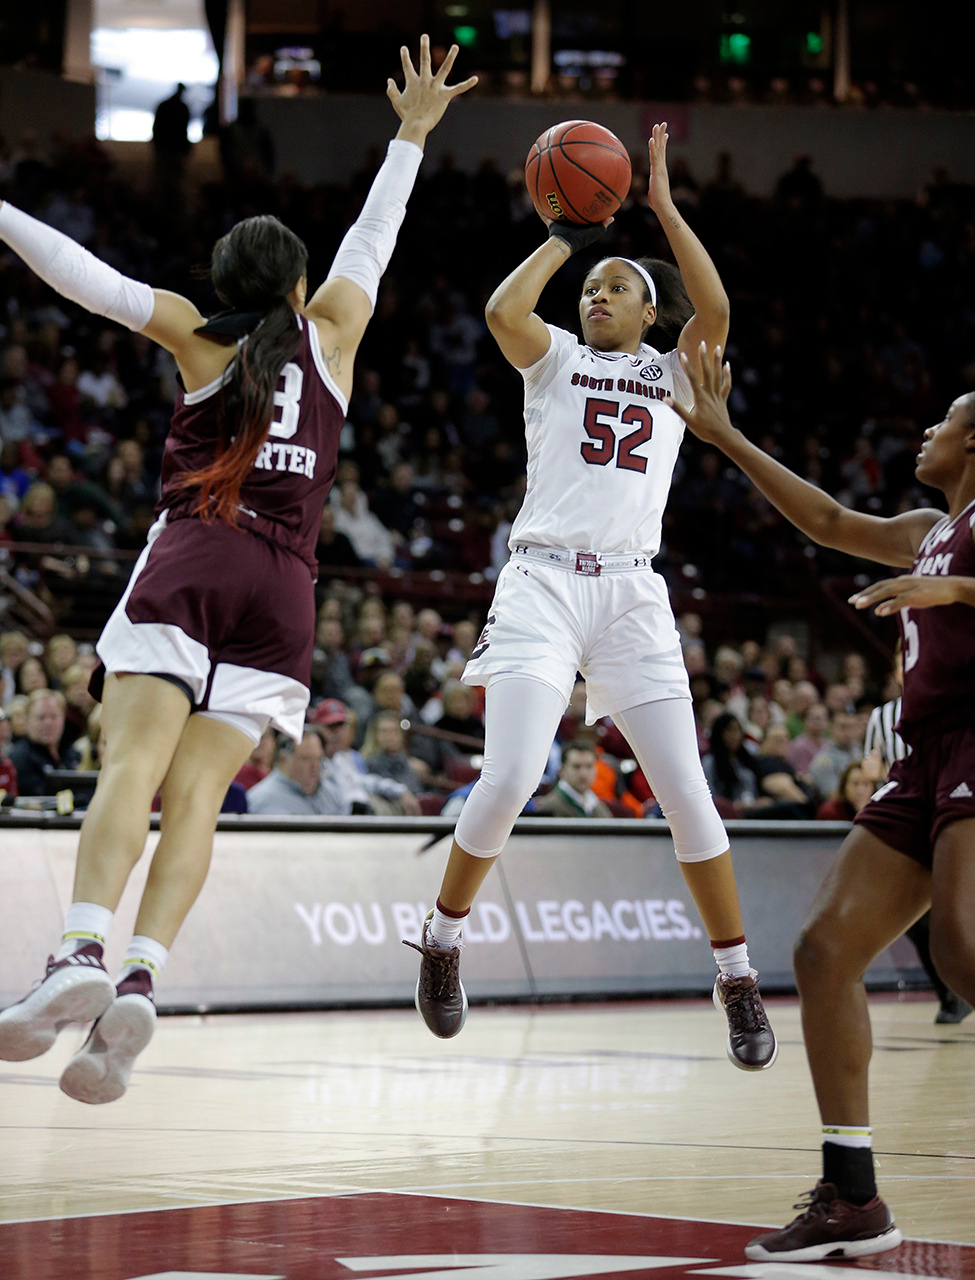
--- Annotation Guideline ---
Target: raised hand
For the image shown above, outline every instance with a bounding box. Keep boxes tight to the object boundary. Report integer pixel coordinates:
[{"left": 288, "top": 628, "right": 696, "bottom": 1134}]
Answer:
[
  {"left": 666, "top": 341, "right": 736, "bottom": 445},
  {"left": 647, "top": 122, "right": 674, "bottom": 214},
  {"left": 387, "top": 34, "right": 478, "bottom": 145}
]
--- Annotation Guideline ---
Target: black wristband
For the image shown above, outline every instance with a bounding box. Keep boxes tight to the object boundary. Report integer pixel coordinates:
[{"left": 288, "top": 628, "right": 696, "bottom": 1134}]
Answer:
[{"left": 547, "top": 219, "right": 609, "bottom": 256}]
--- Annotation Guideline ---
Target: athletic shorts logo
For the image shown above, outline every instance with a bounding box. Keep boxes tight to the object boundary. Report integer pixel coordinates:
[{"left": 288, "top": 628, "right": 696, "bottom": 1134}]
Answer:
[
  {"left": 640, "top": 364, "right": 663, "bottom": 382},
  {"left": 471, "top": 614, "right": 497, "bottom": 660},
  {"left": 949, "top": 781, "right": 973, "bottom": 799}
]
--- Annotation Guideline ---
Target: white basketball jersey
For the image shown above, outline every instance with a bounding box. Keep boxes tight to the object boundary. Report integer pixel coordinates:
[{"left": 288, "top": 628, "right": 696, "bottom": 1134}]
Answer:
[{"left": 508, "top": 323, "right": 692, "bottom": 557}]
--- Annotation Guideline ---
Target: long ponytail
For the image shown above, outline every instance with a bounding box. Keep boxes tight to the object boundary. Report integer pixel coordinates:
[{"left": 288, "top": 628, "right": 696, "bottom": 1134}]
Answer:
[{"left": 179, "top": 215, "right": 308, "bottom": 525}]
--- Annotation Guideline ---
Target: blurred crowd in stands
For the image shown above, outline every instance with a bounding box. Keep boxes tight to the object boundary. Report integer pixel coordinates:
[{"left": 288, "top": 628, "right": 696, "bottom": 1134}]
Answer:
[
  {"left": 0, "top": 606, "right": 903, "bottom": 824},
  {"left": 239, "top": 26, "right": 975, "bottom": 113},
  {"left": 0, "top": 121, "right": 973, "bottom": 817},
  {"left": 2, "top": 127, "right": 972, "bottom": 601}
]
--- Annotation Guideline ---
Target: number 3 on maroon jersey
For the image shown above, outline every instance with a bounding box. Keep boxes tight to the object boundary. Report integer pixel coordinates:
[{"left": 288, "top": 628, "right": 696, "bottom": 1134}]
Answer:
[
  {"left": 579, "top": 397, "right": 653, "bottom": 473},
  {"left": 269, "top": 362, "right": 303, "bottom": 439}
]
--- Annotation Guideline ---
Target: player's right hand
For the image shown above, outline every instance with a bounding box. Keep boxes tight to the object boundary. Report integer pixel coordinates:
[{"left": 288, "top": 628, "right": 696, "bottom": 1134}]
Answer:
[
  {"left": 667, "top": 341, "right": 736, "bottom": 444},
  {"left": 546, "top": 218, "right": 611, "bottom": 255}
]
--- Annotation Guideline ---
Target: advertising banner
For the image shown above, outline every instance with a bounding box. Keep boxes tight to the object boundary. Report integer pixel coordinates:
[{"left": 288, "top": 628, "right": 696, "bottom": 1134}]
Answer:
[{"left": 0, "top": 819, "right": 924, "bottom": 1011}]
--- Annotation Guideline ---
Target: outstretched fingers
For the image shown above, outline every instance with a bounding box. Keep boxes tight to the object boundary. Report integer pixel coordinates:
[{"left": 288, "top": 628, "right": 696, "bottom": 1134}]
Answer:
[
  {"left": 448, "top": 73, "right": 479, "bottom": 98},
  {"left": 667, "top": 342, "right": 735, "bottom": 439},
  {"left": 435, "top": 41, "right": 459, "bottom": 82},
  {"left": 687, "top": 340, "right": 729, "bottom": 396},
  {"left": 399, "top": 42, "right": 419, "bottom": 85},
  {"left": 435, "top": 44, "right": 478, "bottom": 96},
  {"left": 395, "top": 36, "right": 477, "bottom": 99},
  {"left": 707, "top": 342, "right": 732, "bottom": 397}
]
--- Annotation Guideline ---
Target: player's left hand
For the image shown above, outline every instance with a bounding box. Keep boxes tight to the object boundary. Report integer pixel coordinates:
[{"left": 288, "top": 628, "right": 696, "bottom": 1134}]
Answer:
[
  {"left": 849, "top": 574, "right": 969, "bottom": 615},
  {"left": 387, "top": 34, "right": 478, "bottom": 140},
  {"left": 647, "top": 122, "right": 673, "bottom": 213}
]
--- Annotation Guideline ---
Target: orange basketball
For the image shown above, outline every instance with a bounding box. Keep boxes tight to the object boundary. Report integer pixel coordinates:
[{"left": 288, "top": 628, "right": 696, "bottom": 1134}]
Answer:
[{"left": 525, "top": 120, "right": 632, "bottom": 225}]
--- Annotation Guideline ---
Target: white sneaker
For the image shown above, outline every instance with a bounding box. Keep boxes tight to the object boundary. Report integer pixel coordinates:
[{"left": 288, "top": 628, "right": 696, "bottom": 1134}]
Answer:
[
  {"left": 0, "top": 944, "right": 114, "bottom": 1062},
  {"left": 60, "top": 970, "right": 156, "bottom": 1104}
]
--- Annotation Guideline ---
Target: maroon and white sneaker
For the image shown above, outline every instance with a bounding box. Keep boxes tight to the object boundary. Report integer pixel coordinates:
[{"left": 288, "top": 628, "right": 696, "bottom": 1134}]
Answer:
[
  {"left": 0, "top": 943, "right": 115, "bottom": 1062},
  {"left": 403, "top": 911, "right": 468, "bottom": 1039},
  {"left": 713, "top": 969, "right": 778, "bottom": 1070},
  {"left": 745, "top": 1182, "right": 903, "bottom": 1261},
  {"left": 60, "top": 968, "right": 157, "bottom": 1105}
]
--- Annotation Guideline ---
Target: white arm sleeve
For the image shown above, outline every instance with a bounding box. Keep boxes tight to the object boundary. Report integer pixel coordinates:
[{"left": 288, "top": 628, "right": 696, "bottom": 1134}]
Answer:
[
  {"left": 324, "top": 138, "right": 423, "bottom": 309},
  {"left": 0, "top": 202, "right": 155, "bottom": 332}
]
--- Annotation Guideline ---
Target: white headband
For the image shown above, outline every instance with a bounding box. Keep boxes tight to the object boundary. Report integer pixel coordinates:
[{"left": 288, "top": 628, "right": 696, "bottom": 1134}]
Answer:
[{"left": 619, "top": 258, "right": 657, "bottom": 308}]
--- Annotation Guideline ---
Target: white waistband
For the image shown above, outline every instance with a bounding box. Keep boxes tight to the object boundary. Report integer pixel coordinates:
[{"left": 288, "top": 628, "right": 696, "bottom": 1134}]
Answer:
[{"left": 510, "top": 543, "right": 654, "bottom": 574}]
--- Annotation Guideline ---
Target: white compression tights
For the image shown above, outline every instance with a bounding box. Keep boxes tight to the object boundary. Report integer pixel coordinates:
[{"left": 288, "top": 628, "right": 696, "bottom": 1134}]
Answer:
[
  {"left": 454, "top": 675, "right": 566, "bottom": 857},
  {"left": 454, "top": 675, "right": 728, "bottom": 862},
  {"left": 612, "top": 699, "right": 728, "bottom": 861}
]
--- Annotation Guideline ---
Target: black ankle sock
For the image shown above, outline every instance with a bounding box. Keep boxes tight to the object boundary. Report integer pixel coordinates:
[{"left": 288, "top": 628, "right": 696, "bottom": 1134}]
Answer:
[{"left": 823, "top": 1141, "right": 877, "bottom": 1204}]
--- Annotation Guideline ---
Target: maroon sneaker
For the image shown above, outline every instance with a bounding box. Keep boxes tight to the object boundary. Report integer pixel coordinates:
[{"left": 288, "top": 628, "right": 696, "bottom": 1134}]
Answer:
[
  {"left": 745, "top": 1182, "right": 903, "bottom": 1261},
  {"left": 712, "top": 970, "right": 778, "bottom": 1070},
  {"left": 403, "top": 911, "right": 468, "bottom": 1038},
  {"left": 60, "top": 967, "right": 156, "bottom": 1105},
  {"left": 0, "top": 942, "right": 115, "bottom": 1062}
]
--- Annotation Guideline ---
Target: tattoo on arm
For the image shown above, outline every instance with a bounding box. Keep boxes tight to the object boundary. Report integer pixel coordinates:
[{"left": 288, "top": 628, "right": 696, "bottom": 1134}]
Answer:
[
  {"left": 668, "top": 214, "right": 683, "bottom": 231},
  {"left": 323, "top": 345, "right": 343, "bottom": 375}
]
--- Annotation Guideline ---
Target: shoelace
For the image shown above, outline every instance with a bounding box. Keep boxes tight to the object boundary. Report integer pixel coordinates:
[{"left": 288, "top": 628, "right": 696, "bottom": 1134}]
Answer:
[
  {"left": 723, "top": 981, "right": 768, "bottom": 1032},
  {"left": 791, "top": 1186, "right": 832, "bottom": 1217},
  {"left": 403, "top": 940, "right": 459, "bottom": 999}
]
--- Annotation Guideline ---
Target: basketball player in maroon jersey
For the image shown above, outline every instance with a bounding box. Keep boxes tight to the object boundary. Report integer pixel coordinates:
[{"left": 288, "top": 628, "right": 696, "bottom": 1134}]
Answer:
[
  {"left": 0, "top": 37, "right": 475, "bottom": 1103},
  {"left": 669, "top": 341, "right": 975, "bottom": 1261}
]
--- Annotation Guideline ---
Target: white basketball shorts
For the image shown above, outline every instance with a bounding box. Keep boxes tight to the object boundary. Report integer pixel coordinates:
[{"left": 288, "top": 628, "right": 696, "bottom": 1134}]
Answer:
[{"left": 463, "top": 552, "right": 691, "bottom": 723}]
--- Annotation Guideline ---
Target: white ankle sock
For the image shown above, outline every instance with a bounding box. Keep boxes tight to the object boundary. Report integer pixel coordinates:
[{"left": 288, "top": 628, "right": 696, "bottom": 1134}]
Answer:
[
  {"left": 823, "top": 1124, "right": 873, "bottom": 1149},
  {"left": 117, "top": 935, "right": 169, "bottom": 984},
  {"left": 711, "top": 938, "right": 751, "bottom": 978},
  {"left": 429, "top": 905, "right": 467, "bottom": 949},
  {"left": 56, "top": 902, "right": 114, "bottom": 959}
]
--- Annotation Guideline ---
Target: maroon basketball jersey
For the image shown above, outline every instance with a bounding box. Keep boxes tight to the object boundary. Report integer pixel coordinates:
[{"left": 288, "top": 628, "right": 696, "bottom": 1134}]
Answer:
[
  {"left": 159, "top": 315, "right": 346, "bottom": 574},
  {"left": 898, "top": 499, "right": 975, "bottom": 740}
]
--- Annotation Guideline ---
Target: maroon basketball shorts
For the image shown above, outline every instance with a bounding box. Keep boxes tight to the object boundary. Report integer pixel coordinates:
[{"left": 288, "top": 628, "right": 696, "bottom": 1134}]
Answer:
[
  {"left": 854, "top": 723, "right": 975, "bottom": 867},
  {"left": 96, "top": 512, "right": 314, "bottom": 743}
]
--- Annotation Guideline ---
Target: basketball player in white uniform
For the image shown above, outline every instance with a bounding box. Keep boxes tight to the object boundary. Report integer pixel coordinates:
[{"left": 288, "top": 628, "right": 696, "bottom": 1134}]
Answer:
[{"left": 406, "top": 124, "right": 777, "bottom": 1072}]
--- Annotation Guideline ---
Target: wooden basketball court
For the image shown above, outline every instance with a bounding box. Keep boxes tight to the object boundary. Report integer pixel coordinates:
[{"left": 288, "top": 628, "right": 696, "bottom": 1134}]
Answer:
[{"left": 2, "top": 990, "right": 973, "bottom": 1279}]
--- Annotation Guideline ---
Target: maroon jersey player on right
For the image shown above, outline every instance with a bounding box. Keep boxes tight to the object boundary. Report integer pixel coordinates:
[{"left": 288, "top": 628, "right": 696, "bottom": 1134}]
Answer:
[{"left": 668, "top": 342, "right": 975, "bottom": 1263}]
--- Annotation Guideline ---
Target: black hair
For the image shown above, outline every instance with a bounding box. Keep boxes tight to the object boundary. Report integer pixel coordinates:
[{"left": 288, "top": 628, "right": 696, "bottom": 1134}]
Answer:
[
  {"left": 179, "top": 215, "right": 309, "bottom": 524},
  {"left": 706, "top": 711, "right": 754, "bottom": 798},
  {"left": 628, "top": 256, "right": 693, "bottom": 345}
]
